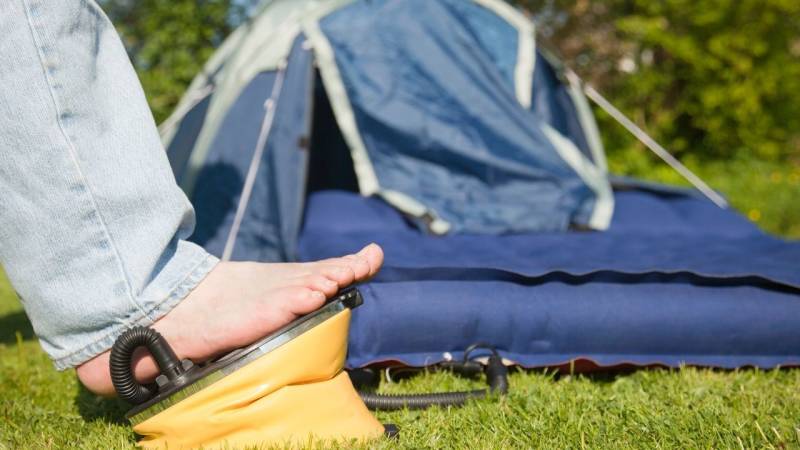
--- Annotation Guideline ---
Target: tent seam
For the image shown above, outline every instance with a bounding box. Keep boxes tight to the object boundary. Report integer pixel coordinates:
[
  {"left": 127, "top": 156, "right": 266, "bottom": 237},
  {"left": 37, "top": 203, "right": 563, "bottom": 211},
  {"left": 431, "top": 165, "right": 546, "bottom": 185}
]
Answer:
[
  {"left": 541, "top": 124, "right": 614, "bottom": 229},
  {"left": 302, "top": 17, "right": 380, "bottom": 196},
  {"left": 20, "top": 0, "right": 145, "bottom": 318},
  {"left": 565, "top": 71, "right": 608, "bottom": 172},
  {"left": 473, "top": 0, "right": 536, "bottom": 108}
]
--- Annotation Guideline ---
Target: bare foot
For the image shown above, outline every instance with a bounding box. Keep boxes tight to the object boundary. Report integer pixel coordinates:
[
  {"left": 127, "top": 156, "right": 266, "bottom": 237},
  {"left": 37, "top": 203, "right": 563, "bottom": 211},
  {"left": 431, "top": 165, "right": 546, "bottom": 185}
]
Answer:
[{"left": 76, "top": 243, "right": 384, "bottom": 396}]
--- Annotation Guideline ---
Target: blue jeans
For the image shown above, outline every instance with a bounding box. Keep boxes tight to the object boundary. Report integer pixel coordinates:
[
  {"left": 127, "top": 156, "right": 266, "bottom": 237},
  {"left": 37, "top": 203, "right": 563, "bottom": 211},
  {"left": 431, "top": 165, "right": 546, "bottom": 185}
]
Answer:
[{"left": 0, "top": 0, "right": 218, "bottom": 369}]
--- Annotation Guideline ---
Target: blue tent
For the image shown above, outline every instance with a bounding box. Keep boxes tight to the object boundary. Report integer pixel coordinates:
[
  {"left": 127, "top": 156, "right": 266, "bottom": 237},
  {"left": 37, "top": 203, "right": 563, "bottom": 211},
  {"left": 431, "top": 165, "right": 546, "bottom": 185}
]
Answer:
[{"left": 161, "top": 0, "right": 800, "bottom": 370}]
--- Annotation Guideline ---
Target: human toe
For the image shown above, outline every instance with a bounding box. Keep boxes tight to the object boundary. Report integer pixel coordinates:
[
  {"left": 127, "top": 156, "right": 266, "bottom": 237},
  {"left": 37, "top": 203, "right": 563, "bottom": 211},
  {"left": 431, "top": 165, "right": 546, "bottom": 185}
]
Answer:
[
  {"left": 316, "top": 264, "right": 356, "bottom": 287},
  {"left": 343, "top": 254, "right": 371, "bottom": 280},
  {"left": 296, "top": 274, "right": 339, "bottom": 297},
  {"left": 357, "top": 243, "right": 384, "bottom": 277},
  {"left": 285, "top": 287, "right": 327, "bottom": 315}
]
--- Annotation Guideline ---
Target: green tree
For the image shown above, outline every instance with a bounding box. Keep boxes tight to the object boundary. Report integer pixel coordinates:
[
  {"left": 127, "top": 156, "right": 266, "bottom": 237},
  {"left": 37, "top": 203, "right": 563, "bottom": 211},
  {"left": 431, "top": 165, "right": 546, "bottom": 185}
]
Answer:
[
  {"left": 518, "top": 0, "right": 800, "bottom": 163},
  {"left": 98, "top": 0, "right": 249, "bottom": 123}
]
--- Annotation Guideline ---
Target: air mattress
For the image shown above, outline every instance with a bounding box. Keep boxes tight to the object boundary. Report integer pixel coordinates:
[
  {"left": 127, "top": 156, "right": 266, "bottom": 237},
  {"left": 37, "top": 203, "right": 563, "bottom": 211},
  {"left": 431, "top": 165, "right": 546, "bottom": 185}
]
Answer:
[{"left": 297, "top": 188, "right": 800, "bottom": 369}]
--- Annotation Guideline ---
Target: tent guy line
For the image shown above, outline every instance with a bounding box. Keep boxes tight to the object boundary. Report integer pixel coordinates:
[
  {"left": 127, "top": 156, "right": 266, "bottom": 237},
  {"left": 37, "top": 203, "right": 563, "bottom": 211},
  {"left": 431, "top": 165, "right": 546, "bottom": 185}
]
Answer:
[{"left": 570, "top": 69, "right": 729, "bottom": 209}]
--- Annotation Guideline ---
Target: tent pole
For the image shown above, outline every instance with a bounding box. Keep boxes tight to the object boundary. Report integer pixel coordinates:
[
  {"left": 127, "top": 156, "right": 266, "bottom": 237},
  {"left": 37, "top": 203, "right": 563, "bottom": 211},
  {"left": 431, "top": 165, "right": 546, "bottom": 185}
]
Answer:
[
  {"left": 564, "top": 69, "right": 728, "bottom": 208},
  {"left": 221, "top": 61, "right": 288, "bottom": 261}
]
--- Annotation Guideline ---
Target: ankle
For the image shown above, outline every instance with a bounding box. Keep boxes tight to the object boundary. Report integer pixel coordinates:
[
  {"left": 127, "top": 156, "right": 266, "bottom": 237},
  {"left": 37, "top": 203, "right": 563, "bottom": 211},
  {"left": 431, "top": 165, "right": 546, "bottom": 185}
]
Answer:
[
  {"left": 76, "top": 342, "right": 165, "bottom": 396},
  {"left": 76, "top": 275, "right": 210, "bottom": 396},
  {"left": 76, "top": 352, "right": 115, "bottom": 396}
]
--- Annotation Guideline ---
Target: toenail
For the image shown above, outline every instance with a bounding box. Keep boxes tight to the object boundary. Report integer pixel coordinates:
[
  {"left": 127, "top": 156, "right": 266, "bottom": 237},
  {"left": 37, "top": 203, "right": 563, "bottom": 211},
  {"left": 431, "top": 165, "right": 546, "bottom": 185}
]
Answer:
[{"left": 312, "top": 291, "right": 326, "bottom": 301}]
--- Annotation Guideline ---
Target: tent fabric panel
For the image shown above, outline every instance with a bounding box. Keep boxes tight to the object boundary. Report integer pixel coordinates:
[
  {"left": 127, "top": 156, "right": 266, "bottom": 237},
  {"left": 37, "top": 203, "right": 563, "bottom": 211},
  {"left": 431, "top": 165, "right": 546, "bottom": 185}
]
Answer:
[
  {"left": 531, "top": 51, "right": 595, "bottom": 164},
  {"left": 165, "top": 94, "right": 212, "bottom": 184},
  {"left": 267, "top": 37, "right": 316, "bottom": 261},
  {"left": 189, "top": 70, "right": 281, "bottom": 260},
  {"left": 473, "top": 0, "right": 536, "bottom": 108},
  {"left": 319, "top": 0, "right": 603, "bottom": 233},
  {"left": 449, "top": 0, "right": 520, "bottom": 97},
  {"left": 307, "top": 14, "right": 455, "bottom": 233},
  {"left": 190, "top": 37, "right": 314, "bottom": 262}
]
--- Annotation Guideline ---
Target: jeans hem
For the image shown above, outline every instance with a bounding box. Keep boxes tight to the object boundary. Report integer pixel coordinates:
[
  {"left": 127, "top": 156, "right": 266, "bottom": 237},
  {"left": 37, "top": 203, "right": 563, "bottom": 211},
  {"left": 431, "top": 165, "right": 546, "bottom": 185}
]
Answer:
[{"left": 52, "top": 251, "right": 219, "bottom": 370}]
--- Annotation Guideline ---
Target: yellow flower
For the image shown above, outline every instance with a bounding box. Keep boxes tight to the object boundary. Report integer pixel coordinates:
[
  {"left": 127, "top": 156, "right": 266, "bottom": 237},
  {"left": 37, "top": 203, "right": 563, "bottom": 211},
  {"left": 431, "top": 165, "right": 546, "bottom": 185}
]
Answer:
[
  {"left": 748, "top": 209, "right": 762, "bottom": 221},
  {"left": 770, "top": 172, "right": 782, "bottom": 183}
]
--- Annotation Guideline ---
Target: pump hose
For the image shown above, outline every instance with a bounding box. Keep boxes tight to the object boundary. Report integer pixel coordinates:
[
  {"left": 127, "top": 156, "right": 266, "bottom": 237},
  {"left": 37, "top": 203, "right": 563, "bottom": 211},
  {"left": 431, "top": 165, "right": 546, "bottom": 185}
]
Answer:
[
  {"left": 110, "top": 326, "right": 185, "bottom": 405},
  {"left": 110, "top": 326, "right": 509, "bottom": 411},
  {"left": 360, "top": 389, "right": 486, "bottom": 410},
  {"left": 359, "top": 353, "right": 509, "bottom": 411}
]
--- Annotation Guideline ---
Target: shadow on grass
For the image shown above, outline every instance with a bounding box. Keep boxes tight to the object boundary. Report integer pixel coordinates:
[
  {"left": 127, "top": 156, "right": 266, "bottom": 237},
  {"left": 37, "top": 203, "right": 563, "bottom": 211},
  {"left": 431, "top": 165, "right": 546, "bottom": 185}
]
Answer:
[
  {"left": 371, "top": 364, "right": 662, "bottom": 392},
  {"left": 75, "top": 382, "right": 130, "bottom": 426},
  {"left": 549, "top": 367, "right": 641, "bottom": 384},
  {"left": 0, "top": 311, "right": 35, "bottom": 344}
]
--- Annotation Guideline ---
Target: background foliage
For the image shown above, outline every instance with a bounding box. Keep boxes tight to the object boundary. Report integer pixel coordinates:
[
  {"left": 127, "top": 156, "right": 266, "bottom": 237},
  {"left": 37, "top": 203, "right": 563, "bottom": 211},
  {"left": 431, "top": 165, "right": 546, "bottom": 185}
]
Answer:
[
  {"left": 97, "top": 0, "right": 254, "bottom": 123},
  {"left": 522, "top": 0, "right": 800, "bottom": 163},
  {"left": 102, "top": 0, "right": 799, "bottom": 237}
]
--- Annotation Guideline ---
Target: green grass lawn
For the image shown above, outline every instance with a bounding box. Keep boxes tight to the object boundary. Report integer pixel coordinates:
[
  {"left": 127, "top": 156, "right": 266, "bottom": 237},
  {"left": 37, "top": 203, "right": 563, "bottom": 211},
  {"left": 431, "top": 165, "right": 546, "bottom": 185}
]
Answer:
[
  {"left": 2, "top": 157, "right": 799, "bottom": 449},
  {"left": 2, "top": 270, "right": 800, "bottom": 449}
]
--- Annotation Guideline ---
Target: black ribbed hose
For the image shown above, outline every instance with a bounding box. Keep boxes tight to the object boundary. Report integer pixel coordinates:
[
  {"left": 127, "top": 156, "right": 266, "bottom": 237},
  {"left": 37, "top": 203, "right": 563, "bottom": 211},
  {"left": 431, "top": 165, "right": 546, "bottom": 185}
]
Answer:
[
  {"left": 109, "top": 326, "right": 185, "bottom": 405},
  {"left": 110, "top": 323, "right": 508, "bottom": 412},
  {"left": 360, "top": 389, "right": 487, "bottom": 410},
  {"left": 359, "top": 353, "right": 509, "bottom": 411}
]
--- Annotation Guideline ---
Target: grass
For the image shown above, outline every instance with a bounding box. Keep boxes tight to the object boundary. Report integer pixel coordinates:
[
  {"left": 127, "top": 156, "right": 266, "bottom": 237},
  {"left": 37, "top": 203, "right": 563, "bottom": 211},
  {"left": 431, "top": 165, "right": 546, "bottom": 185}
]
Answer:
[
  {"left": 1, "top": 156, "right": 799, "bottom": 449},
  {"left": 606, "top": 147, "right": 800, "bottom": 239},
  {"left": 2, "top": 276, "right": 800, "bottom": 449}
]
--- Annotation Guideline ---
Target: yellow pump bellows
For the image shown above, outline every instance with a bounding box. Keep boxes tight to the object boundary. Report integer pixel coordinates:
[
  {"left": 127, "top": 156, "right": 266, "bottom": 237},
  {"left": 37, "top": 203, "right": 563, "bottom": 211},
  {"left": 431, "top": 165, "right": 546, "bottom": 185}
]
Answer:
[{"left": 132, "top": 309, "right": 384, "bottom": 449}]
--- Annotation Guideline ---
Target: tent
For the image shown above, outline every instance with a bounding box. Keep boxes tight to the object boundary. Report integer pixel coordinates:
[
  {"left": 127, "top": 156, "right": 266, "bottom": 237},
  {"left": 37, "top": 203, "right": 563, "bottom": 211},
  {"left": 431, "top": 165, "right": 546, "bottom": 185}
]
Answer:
[{"left": 161, "top": 0, "right": 800, "bottom": 370}]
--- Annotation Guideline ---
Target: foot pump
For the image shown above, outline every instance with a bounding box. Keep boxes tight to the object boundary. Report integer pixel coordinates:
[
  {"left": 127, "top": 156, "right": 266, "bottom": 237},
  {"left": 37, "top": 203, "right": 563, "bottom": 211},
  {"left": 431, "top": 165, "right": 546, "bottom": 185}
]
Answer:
[{"left": 110, "top": 288, "right": 508, "bottom": 448}]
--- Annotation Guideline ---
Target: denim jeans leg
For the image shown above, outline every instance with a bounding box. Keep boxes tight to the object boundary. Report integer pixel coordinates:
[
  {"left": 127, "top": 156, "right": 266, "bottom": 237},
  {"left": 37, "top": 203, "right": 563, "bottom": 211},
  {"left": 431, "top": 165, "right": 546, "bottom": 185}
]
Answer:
[{"left": 0, "top": 0, "right": 218, "bottom": 369}]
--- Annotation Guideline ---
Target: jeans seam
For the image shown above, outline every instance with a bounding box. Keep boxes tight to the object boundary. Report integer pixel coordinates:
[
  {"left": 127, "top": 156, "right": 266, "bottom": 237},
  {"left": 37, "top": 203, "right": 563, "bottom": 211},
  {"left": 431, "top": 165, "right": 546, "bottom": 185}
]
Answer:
[
  {"left": 20, "top": 0, "right": 146, "bottom": 317},
  {"left": 52, "top": 252, "right": 218, "bottom": 369}
]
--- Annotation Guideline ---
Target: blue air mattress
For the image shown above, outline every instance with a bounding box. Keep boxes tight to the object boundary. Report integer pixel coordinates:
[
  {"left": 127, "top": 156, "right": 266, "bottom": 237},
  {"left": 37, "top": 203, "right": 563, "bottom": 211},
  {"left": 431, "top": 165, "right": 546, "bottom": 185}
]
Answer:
[{"left": 297, "top": 188, "right": 800, "bottom": 369}]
